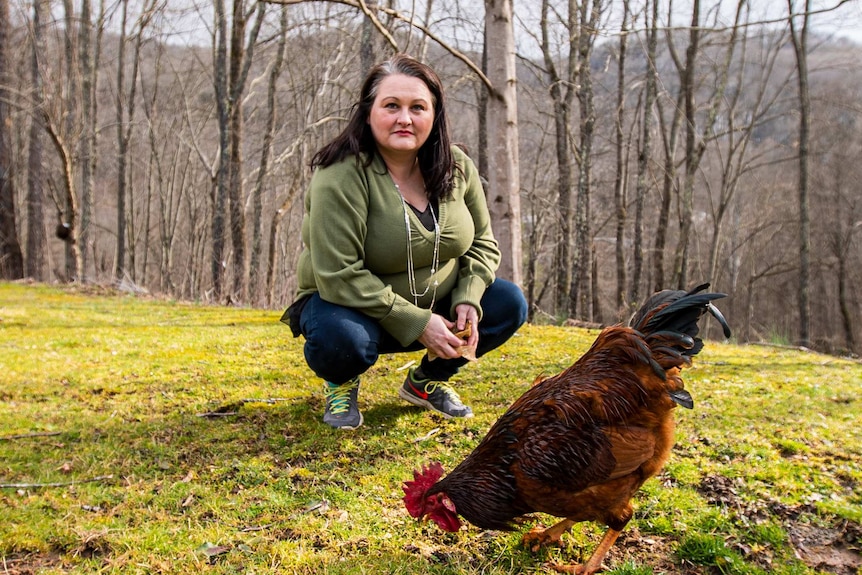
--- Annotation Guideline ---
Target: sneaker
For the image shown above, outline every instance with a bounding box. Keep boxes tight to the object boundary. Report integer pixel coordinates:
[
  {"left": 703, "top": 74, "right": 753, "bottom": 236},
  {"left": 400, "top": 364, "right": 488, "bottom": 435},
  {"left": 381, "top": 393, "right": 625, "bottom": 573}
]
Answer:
[
  {"left": 398, "top": 368, "right": 473, "bottom": 418},
  {"left": 323, "top": 378, "right": 363, "bottom": 429}
]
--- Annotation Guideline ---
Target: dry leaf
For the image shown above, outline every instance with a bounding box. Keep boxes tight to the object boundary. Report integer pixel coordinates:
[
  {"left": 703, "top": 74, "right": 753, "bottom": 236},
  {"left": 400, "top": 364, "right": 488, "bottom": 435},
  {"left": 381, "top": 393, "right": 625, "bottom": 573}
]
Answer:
[
  {"left": 428, "top": 321, "right": 477, "bottom": 362},
  {"left": 181, "top": 493, "right": 195, "bottom": 508},
  {"left": 198, "top": 542, "right": 230, "bottom": 558}
]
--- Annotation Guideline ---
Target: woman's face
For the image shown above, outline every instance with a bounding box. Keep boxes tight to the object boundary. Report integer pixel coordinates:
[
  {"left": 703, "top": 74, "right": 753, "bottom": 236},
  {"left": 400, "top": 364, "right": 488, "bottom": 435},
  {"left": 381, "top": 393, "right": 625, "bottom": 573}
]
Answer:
[{"left": 368, "top": 73, "right": 435, "bottom": 158}]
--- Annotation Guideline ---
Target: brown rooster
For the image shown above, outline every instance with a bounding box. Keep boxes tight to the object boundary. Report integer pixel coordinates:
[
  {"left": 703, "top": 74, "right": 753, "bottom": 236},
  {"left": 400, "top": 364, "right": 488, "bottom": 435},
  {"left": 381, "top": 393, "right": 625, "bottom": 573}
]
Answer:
[{"left": 403, "top": 283, "right": 731, "bottom": 574}]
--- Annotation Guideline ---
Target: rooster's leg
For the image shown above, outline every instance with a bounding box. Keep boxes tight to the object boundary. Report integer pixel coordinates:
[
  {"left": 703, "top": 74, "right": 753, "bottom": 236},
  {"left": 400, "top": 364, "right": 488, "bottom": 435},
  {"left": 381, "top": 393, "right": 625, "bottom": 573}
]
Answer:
[
  {"left": 547, "top": 527, "right": 623, "bottom": 575},
  {"left": 522, "top": 518, "right": 576, "bottom": 551}
]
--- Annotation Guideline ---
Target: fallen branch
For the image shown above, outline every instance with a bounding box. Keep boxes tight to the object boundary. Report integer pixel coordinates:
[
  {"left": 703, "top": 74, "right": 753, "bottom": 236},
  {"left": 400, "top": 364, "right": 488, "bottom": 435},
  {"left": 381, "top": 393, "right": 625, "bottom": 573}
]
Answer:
[
  {"left": 0, "top": 431, "right": 63, "bottom": 441},
  {"left": 0, "top": 475, "right": 114, "bottom": 489}
]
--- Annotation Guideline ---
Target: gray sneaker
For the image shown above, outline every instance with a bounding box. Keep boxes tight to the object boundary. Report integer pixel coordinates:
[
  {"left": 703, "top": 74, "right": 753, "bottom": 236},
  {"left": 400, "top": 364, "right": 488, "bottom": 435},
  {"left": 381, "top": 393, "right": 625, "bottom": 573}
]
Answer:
[
  {"left": 323, "top": 378, "right": 363, "bottom": 429},
  {"left": 398, "top": 368, "right": 473, "bottom": 418}
]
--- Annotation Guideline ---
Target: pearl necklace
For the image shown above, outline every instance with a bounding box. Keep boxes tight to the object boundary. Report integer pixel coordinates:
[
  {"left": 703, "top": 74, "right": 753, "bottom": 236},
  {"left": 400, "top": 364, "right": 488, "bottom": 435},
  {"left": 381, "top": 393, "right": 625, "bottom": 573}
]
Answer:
[{"left": 394, "top": 182, "right": 441, "bottom": 308}]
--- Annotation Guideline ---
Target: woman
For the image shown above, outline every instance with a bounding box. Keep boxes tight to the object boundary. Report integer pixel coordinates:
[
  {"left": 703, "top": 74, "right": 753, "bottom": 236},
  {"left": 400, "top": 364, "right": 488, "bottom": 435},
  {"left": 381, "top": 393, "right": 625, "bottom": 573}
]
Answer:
[{"left": 283, "top": 54, "right": 527, "bottom": 429}]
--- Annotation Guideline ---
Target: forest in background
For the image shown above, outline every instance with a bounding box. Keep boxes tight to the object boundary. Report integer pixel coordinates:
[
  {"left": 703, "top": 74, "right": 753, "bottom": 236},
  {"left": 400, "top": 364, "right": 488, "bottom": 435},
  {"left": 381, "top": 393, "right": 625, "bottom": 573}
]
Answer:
[{"left": 0, "top": 0, "right": 860, "bottom": 355}]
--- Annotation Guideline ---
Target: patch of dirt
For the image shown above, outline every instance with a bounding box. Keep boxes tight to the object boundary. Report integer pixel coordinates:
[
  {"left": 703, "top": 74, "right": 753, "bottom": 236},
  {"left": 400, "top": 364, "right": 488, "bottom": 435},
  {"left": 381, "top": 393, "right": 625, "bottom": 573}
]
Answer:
[
  {"left": 611, "top": 529, "right": 708, "bottom": 574},
  {"left": 698, "top": 474, "right": 862, "bottom": 575},
  {"left": 0, "top": 552, "right": 65, "bottom": 574},
  {"left": 789, "top": 523, "right": 862, "bottom": 575}
]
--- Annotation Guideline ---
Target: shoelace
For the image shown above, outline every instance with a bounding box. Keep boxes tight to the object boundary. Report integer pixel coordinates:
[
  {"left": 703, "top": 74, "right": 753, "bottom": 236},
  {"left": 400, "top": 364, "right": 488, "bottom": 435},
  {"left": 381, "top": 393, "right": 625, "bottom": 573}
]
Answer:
[
  {"left": 325, "top": 382, "right": 355, "bottom": 414},
  {"left": 423, "top": 381, "right": 462, "bottom": 404}
]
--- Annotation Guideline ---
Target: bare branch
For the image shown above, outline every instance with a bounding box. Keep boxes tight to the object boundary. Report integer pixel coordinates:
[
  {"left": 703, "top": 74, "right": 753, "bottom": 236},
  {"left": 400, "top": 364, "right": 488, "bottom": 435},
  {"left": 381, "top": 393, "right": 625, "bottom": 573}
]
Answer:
[{"left": 264, "top": 0, "right": 493, "bottom": 90}]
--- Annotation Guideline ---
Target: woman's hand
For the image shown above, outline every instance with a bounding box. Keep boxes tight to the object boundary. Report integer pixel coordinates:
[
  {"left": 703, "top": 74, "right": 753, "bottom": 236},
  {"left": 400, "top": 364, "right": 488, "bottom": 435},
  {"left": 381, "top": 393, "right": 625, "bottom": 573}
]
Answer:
[
  {"left": 454, "top": 304, "right": 479, "bottom": 349},
  {"left": 418, "top": 314, "right": 465, "bottom": 360}
]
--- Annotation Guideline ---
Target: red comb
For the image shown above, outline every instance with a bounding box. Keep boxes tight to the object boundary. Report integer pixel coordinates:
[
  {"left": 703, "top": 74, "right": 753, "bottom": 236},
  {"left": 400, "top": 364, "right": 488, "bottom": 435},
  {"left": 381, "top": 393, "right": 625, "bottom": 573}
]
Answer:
[{"left": 402, "top": 462, "right": 445, "bottom": 518}]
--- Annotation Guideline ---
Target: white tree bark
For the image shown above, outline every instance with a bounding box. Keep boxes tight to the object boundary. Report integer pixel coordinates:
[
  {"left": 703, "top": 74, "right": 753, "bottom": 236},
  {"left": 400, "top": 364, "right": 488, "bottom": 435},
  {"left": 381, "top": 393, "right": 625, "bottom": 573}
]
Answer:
[{"left": 484, "top": 0, "right": 521, "bottom": 286}]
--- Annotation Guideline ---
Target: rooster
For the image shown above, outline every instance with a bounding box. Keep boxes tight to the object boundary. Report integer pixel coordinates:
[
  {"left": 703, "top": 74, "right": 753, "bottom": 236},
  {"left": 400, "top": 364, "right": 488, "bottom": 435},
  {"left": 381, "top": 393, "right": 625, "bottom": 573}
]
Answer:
[{"left": 403, "top": 283, "right": 731, "bottom": 574}]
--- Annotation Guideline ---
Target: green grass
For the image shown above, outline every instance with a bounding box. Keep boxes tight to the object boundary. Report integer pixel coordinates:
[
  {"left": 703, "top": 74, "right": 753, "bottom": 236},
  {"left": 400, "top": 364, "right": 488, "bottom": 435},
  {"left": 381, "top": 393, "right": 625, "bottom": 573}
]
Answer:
[{"left": 1, "top": 281, "right": 860, "bottom": 574}]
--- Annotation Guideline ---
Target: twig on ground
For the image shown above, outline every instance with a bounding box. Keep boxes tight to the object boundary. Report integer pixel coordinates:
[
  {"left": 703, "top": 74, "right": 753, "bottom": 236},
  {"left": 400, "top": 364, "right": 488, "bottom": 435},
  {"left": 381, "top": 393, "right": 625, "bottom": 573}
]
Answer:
[
  {"left": 412, "top": 428, "right": 441, "bottom": 443},
  {"left": 0, "top": 431, "right": 63, "bottom": 441},
  {"left": 0, "top": 475, "right": 114, "bottom": 489}
]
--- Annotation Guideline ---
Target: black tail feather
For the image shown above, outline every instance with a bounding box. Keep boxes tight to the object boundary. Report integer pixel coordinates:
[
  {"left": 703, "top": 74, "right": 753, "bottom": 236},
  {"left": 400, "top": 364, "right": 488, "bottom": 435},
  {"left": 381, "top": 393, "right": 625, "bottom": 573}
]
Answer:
[
  {"left": 707, "top": 302, "right": 732, "bottom": 338},
  {"left": 630, "top": 283, "right": 732, "bottom": 352}
]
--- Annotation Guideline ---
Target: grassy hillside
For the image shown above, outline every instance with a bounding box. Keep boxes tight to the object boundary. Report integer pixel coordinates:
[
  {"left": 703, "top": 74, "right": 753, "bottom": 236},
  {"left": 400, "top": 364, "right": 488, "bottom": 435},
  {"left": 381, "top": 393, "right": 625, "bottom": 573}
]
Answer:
[{"left": 1, "top": 282, "right": 860, "bottom": 575}]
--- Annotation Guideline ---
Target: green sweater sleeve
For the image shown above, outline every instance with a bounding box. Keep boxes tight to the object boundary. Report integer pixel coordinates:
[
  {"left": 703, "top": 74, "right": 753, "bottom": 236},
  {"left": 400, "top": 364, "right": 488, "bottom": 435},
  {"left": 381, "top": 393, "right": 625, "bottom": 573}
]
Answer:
[{"left": 304, "top": 160, "right": 432, "bottom": 346}]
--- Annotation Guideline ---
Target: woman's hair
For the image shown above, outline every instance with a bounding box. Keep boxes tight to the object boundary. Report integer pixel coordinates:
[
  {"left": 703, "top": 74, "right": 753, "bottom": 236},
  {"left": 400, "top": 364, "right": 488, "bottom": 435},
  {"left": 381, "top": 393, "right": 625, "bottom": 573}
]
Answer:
[{"left": 311, "top": 53, "right": 456, "bottom": 201}]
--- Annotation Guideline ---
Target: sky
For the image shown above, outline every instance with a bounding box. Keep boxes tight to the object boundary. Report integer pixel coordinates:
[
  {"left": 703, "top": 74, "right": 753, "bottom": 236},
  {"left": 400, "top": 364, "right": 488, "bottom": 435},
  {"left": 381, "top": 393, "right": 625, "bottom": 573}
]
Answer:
[{"left": 9, "top": 0, "right": 862, "bottom": 54}]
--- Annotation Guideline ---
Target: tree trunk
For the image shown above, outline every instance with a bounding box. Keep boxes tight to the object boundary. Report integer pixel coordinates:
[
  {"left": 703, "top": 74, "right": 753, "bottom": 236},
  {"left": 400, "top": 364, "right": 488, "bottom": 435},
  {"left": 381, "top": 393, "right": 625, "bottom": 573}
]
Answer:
[
  {"left": 671, "top": 0, "right": 700, "bottom": 290},
  {"left": 654, "top": 91, "right": 682, "bottom": 292},
  {"left": 25, "top": 0, "right": 48, "bottom": 280},
  {"left": 218, "top": 0, "right": 265, "bottom": 303},
  {"left": 212, "top": 0, "right": 230, "bottom": 300},
  {"left": 569, "top": 0, "right": 602, "bottom": 320},
  {"left": 45, "top": 115, "right": 84, "bottom": 281},
  {"left": 79, "top": 0, "right": 95, "bottom": 281},
  {"left": 632, "top": 0, "right": 658, "bottom": 304},
  {"left": 115, "top": 0, "right": 130, "bottom": 282},
  {"left": 788, "top": 0, "right": 811, "bottom": 347},
  {"left": 250, "top": 5, "right": 287, "bottom": 305},
  {"left": 61, "top": 0, "right": 79, "bottom": 281},
  {"left": 360, "top": 0, "right": 378, "bottom": 71},
  {"left": 540, "top": 0, "right": 575, "bottom": 317},
  {"left": 227, "top": 0, "right": 248, "bottom": 302},
  {"left": 477, "top": 41, "right": 488, "bottom": 179},
  {"left": 613, "top": 1, "right": 630, "bottom": 315},
  {"left": 0, "top": 0, "right": 24, "bottom": 280},
  {"left": 484, "top": 0, "right": 521, "bottom": 286}
]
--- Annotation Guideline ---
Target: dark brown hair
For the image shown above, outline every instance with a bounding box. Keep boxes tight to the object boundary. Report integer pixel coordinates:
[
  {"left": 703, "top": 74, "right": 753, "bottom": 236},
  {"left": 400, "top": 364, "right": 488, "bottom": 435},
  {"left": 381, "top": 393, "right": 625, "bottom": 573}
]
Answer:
[{"left": 311, "top": 53, "right": 456, "bottom": 201}]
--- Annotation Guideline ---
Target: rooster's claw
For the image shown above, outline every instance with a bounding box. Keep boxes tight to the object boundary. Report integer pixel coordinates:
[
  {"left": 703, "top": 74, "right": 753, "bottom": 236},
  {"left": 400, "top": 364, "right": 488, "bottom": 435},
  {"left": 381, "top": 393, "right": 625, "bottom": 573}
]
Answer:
[{"left": 522, "top": 525, "right": 563, "bottom": 552}]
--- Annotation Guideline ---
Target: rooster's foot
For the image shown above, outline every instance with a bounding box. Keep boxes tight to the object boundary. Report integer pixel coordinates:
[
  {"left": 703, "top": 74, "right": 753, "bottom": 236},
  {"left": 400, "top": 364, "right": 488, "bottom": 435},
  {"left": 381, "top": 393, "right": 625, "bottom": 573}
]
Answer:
[
  {"left": 523, "top": 518, "right": 576, "bottom": 552},
  {"left": 522, "top": 526, "right": 562, "bottom": 552}
]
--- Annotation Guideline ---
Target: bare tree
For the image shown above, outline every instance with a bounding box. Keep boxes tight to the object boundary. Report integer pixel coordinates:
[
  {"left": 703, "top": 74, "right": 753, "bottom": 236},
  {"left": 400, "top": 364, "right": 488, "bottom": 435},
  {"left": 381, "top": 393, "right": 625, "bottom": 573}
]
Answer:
[
  {"left": 212, "top": 0, "right": 266, "bottom": 302},
  {"left": 669, "top": 0, "right": 701, "bottom": 290},
  {"left": 704, "top": 22, "right": 790, "bottom": 285},
  {"left": 569, "top": 0, "right": 605, "bottom": 320},
  {"left": 212, "top": 0, "right": 231, "bottom": 300},
  {"left": 40, "top": 0, "right": 101, "bottom": 282},
  {"left": 824, "top": 165, "right": 860, "bottom": 355},
  {"left": 813, "top": 83, "right": 861, "bottom": 354},
  {"left": 673, "top": 0, "right": 747, "bottom": 289},
  {"left": 78, "top": 0, "right": 98, "bottom": 280},
  {"left": 115, "top": 0, "right": 145, "bottom": 283},
  {"left": 250, "top": 4, "right": 288, "bottom": 304},
  {"left": 483, "top": 0, "right": 521, "bottom": 285},
  {"left": 140, "top": 39, "right": 174, "bottom": 294},
  {"left": 25, "top": 0, "right": 49, "bottom": 280},
  {"left": 631, "top": 0, "right": 658, "bottom": 303},
  {"left": 787, "top": 0, "right": 811, "bottom": 347},
  {"left": 539, "top": 0, "right": 576, "bottom": 316},
  {"left": 0, "top": 0, "right": 24, "bottom": 280},
  {"left": 613, "top": 0, "right": 631, "bottom": 315}
]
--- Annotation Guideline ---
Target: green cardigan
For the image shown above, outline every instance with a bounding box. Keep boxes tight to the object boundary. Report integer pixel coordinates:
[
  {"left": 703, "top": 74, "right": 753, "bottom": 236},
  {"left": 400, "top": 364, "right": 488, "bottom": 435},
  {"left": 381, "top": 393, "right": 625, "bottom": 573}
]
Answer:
[{"left": 295, "top": 146, "right": 500, "bottom": 346}]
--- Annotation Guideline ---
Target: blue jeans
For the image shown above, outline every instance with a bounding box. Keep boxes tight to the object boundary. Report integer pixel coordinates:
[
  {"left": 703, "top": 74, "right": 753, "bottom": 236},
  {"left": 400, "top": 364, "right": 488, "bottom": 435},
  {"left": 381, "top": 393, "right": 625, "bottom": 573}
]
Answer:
[{"left": 297, "top": 279, "right": 528, "bottom": 384}]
